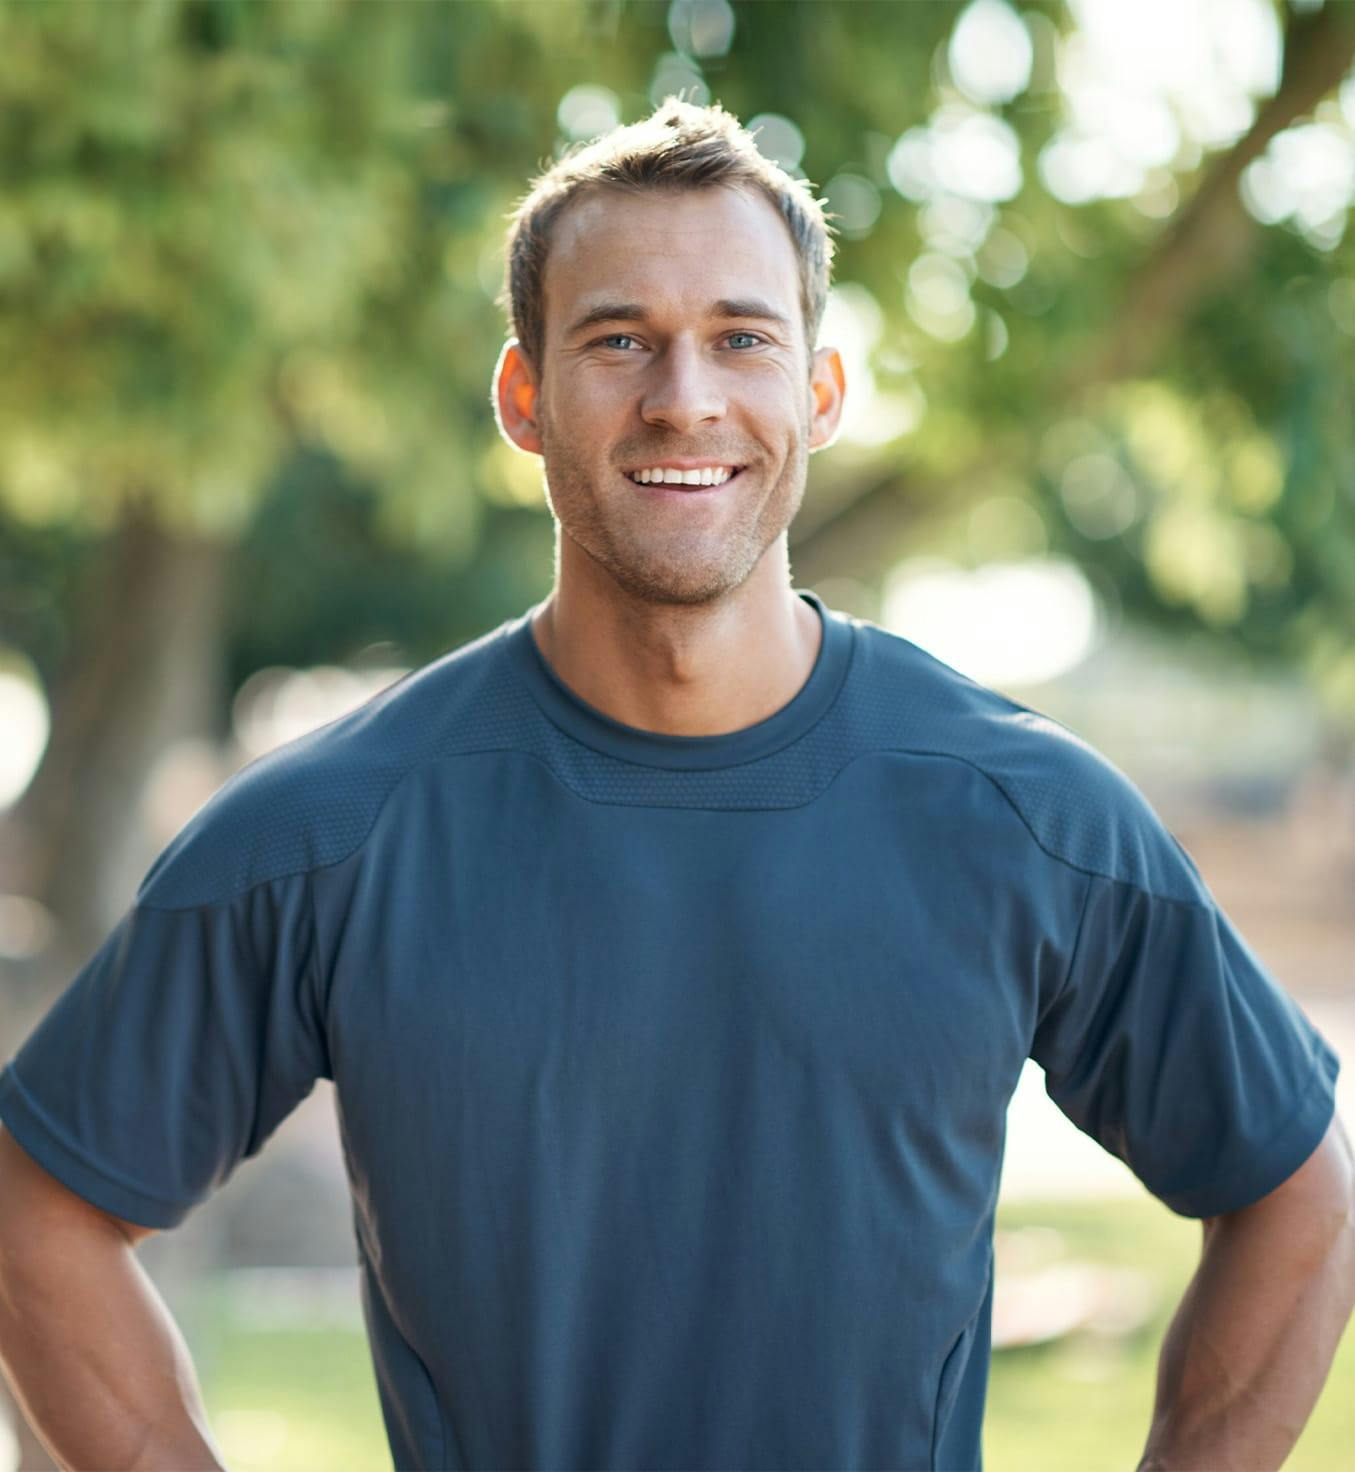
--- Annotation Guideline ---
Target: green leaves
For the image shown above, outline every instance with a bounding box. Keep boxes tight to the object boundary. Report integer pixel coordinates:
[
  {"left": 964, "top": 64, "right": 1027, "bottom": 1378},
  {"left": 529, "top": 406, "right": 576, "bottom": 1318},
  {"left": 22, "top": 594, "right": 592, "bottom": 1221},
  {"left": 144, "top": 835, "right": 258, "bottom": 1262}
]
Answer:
[{"left": 3, "top": 0, "right": 1354, "bottom": 726}]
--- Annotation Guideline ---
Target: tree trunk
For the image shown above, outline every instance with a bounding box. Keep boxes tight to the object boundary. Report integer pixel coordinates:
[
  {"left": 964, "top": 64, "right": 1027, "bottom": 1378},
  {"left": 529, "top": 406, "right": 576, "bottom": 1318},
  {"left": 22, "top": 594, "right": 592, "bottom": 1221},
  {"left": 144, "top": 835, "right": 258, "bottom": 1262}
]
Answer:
[
  {"left": 0, "top": 503, "right": 235, "bottom": 1470},
  {"left": 6, "top": 499, "right": 233, "bottom": 963}
]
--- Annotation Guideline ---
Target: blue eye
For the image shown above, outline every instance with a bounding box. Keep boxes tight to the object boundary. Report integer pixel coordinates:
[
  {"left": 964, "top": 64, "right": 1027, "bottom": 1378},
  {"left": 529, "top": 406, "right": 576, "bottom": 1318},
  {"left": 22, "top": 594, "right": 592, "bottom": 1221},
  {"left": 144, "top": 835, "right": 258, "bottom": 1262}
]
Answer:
[{"left": 593, "top": 331, "right": 766, "bottom": 351}]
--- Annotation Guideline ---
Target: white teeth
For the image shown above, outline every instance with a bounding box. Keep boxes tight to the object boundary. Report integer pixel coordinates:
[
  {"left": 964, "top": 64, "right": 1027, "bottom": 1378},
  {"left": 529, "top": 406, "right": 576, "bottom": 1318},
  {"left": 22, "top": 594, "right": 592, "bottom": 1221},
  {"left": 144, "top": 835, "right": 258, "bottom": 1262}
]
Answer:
[{"left": 627, "top": 466, "right": 736, "bottom": 486}]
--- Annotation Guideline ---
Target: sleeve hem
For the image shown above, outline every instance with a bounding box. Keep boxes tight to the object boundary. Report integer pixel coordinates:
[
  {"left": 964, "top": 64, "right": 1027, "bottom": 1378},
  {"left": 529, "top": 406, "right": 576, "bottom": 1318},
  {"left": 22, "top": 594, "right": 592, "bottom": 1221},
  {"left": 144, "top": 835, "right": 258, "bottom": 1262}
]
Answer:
[
  {"left": 1156, "top": 1041, "right": 1341, "bottom": 1219},
  {"left": 0, "top": 1066, "right": 196, "bottom": 1231}
]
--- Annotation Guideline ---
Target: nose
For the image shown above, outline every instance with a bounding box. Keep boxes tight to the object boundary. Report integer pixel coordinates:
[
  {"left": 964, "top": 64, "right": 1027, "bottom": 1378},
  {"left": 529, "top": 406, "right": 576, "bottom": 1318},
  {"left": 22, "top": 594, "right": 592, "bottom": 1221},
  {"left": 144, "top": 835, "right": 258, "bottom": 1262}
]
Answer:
[{"left": 639, "top": 336, "right": 726, "bottom": 435}]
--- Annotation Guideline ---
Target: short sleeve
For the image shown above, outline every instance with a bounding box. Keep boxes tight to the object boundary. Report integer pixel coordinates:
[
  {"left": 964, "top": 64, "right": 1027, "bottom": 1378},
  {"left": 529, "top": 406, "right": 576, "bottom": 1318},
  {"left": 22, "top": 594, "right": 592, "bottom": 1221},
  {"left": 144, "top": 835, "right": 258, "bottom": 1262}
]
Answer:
[
  {"left": 1029, "top": 859, "right": 1341, "bottom": 1219},
  {"left": 0, "top": 870, "right": 331, "bottom": 1230}
]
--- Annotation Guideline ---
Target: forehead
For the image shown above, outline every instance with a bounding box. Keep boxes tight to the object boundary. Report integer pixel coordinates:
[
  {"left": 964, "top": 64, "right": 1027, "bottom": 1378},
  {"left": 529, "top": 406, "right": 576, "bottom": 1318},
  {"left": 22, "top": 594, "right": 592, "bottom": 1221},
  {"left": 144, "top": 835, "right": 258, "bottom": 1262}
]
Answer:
[{"left": 542, "top": 185, "right": 802, "bottom": 337}]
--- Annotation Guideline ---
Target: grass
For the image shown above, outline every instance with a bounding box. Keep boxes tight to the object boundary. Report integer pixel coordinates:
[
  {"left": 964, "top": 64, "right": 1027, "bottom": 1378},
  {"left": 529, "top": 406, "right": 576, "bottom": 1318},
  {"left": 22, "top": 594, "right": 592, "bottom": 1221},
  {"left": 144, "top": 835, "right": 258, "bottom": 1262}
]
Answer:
[
  {"left": 195, "top": 1195, "right": 1355, "bottom": 1470},
  {"left": 194, "top": 1305, "right": 390, "bottom": 1471}
]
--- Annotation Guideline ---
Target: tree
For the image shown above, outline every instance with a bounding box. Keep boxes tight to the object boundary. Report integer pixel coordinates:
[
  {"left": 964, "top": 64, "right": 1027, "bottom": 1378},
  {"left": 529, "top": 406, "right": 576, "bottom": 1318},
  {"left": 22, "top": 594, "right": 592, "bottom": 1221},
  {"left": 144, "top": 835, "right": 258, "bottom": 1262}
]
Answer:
[{"left": 7, "top": 0, "right": 1355, "bottom": 956}]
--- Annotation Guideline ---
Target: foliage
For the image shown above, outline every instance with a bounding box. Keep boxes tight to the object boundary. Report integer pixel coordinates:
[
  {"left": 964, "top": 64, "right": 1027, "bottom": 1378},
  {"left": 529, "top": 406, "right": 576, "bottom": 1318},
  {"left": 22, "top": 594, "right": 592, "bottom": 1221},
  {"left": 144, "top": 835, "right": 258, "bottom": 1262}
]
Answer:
[{"left": 2, "top": 0, "right": 1355, "bottom": 724}]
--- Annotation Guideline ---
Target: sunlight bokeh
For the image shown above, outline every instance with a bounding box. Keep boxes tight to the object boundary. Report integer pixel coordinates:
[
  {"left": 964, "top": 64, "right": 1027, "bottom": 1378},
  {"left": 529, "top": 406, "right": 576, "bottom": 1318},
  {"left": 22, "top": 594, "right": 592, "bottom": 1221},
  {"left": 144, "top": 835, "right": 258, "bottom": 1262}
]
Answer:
[{"left": 882, "top": 557, "right": 1100, "bottom": 690}]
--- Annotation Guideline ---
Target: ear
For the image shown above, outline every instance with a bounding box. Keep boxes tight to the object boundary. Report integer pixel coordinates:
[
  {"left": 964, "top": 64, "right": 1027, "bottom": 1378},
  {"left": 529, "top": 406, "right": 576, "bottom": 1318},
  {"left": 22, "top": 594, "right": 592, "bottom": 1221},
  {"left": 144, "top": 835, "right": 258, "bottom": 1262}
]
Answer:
[
  {"left": 807, "top": 345, "right": 846, "bottom": 453},
  {"left": 492, "top": 339, "right": 542, "bottom": 455}
]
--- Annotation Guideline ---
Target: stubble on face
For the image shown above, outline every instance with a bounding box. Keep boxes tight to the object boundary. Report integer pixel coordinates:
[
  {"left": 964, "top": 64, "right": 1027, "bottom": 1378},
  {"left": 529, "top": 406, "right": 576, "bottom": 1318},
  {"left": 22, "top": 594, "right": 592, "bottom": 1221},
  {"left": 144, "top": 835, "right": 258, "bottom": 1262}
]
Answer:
[
  {"left": 529, "top": 184, "right": 818, "bottom": 610},
  {"left": 536, "top": 390, "right": 811, "bottom": 607}
]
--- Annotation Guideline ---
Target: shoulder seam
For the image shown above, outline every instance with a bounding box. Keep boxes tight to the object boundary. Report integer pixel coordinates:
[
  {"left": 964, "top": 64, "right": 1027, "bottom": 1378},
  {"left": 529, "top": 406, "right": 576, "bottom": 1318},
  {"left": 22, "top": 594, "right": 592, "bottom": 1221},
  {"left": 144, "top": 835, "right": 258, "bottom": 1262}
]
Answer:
[
  {"left": 135, "top": 630, "right": 516, "bottom": 914},
  {"left": 871, "top": 745, "right": 1212, "bottom": 909},
  {"left": 136, "top": 758, "right": 426, "bottom": 914},
  {"left": 133, "top": 738, "right": 1212, "bottom": 915}
]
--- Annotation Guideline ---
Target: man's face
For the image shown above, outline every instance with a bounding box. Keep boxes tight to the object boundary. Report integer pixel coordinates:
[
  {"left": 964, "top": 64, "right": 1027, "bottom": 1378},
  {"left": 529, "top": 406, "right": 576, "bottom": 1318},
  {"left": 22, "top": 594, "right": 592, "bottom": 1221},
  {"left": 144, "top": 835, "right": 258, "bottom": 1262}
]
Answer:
[{"left": 502, "top": 184, "right": 843, "bottom": 606}]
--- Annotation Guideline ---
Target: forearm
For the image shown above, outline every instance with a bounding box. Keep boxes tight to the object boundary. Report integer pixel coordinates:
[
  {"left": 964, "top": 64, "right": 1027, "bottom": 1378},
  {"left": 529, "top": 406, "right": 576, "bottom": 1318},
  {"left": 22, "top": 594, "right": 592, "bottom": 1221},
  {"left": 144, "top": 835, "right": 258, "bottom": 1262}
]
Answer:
[
  {"left": 0, "top": 1213, "right": 226, "bottom": 1471},
  {"left": 1137, "top": 1194, "right": 1355, "bottom": 1471}
]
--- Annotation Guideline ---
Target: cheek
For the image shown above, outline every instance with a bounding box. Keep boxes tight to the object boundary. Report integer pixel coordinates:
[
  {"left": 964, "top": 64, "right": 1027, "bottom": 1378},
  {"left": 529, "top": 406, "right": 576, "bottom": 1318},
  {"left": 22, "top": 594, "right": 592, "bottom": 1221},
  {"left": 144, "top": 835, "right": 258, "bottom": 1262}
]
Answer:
[
  {"left": 554, "top": 372, "right": 627, "bottom": 414},
  {"left": 551, "top": 411, "right": 625, "bottom": 466}
]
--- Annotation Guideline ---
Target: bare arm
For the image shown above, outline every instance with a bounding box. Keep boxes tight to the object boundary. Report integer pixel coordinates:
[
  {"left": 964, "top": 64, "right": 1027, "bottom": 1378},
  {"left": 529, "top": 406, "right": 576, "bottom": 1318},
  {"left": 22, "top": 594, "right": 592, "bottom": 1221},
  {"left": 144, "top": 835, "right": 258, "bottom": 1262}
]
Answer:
[
  {"left": 1136, "top": 1114, "right": 1355, "bottom": 1471},
  {"left": 0, "top": 1126, "right": 227, "bottom": 1472}
]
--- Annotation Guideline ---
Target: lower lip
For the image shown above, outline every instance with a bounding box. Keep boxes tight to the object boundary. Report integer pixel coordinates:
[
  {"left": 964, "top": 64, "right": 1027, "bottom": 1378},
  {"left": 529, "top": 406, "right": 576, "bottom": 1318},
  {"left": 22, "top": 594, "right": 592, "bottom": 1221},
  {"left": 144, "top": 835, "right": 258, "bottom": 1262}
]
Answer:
[{"left": 624, "top": 468, "right": 745, "bottom": 498}]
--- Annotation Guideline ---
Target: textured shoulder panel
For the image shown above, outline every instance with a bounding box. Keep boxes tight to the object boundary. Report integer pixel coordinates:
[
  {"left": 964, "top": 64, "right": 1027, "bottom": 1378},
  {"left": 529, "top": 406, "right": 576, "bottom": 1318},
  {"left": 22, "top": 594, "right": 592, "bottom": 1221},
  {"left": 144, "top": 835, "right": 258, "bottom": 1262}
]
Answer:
[
  {"left": 137, "top": 622, "right": 526, "bottom": 910},
  {"left": 136, "top": 605, "right": 1207, "bottom": 907},
  {"left": 845, "top": 621, "right": 1208, "bottom": 901}
]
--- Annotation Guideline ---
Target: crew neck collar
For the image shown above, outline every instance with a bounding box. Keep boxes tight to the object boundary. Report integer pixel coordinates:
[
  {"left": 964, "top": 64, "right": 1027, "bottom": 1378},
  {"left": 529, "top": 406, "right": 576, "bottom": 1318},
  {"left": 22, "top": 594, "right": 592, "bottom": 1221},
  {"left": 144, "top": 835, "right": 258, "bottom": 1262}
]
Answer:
[{"left": 503, "top": 588, "right": 854, "bottom": 771}]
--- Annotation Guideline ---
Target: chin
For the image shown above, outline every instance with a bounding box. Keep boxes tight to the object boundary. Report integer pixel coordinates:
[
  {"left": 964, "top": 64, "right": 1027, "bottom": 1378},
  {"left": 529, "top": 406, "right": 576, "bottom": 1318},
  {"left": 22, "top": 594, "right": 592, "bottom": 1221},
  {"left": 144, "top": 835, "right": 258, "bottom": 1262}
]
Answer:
[{"left": 603, "top": 555, "right": 750, "bottom": 607}]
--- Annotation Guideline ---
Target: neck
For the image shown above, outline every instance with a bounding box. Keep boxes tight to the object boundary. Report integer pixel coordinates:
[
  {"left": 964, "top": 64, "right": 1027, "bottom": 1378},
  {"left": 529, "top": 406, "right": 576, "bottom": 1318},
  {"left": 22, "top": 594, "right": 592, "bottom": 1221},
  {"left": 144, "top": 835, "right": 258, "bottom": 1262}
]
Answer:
[{"left": 528, "top": 541, "right": 822, "bottom": 738}]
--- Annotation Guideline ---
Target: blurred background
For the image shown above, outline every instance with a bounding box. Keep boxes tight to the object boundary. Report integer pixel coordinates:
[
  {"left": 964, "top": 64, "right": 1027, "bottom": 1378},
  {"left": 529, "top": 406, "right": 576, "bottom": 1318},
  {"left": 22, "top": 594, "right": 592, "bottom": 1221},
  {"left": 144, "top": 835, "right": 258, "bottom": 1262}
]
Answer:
[{"left": 1, "top": 0, "right": 1353, "bottom": 1467}]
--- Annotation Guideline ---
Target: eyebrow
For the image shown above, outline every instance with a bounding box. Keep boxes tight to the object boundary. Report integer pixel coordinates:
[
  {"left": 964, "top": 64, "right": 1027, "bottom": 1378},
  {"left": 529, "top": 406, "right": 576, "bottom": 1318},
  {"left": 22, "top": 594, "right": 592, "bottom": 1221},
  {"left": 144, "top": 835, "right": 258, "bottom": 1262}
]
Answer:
[{"left": 563, "top": 297, "right": 794, "bottom": 339}]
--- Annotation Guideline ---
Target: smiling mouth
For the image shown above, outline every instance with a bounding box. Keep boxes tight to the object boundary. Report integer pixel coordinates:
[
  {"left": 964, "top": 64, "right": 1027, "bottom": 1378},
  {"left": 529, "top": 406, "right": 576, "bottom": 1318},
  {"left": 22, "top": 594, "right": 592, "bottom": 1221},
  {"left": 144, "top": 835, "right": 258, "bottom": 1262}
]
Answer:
[{"left": 623, "top": 467, "right": 746, "bottom": 492}]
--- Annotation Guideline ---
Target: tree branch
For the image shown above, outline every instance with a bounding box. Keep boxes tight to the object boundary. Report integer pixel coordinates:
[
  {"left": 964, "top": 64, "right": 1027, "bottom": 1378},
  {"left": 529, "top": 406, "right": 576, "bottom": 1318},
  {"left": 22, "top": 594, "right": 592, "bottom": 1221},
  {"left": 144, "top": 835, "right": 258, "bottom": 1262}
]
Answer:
[
  {"left": 791, "top": 5, "right": 1355, "bottom": 583},
  {"left": 1076, "top": 3, "right": 1355, "bottom": 388}
]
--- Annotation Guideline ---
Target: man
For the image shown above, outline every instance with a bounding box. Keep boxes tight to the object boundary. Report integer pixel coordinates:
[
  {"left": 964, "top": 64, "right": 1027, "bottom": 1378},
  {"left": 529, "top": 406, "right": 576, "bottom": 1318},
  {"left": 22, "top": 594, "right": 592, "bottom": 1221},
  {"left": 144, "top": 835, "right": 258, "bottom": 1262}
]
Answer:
[{"left": 0, "top": 97, "right": 1350, "bottom": 1472}]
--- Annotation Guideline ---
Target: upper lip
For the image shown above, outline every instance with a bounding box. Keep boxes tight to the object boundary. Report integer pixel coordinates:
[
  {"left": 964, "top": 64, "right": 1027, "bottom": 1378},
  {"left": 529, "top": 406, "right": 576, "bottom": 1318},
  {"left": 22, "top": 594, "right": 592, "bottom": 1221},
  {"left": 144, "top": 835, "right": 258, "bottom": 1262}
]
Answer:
[{"left": 622, "top": 459, "right": 744, "bottom": 472}]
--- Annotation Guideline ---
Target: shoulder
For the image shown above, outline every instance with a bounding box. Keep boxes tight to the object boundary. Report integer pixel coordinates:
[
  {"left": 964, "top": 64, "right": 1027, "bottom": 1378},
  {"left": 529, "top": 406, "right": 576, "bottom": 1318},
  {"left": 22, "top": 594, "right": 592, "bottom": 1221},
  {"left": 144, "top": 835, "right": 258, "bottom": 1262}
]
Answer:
[
  {"left": 138, "top": 618, "right": 524, "bottom": 911},
  {"left": 846, "top": 617, "right": 1206, "bottom": 903}
]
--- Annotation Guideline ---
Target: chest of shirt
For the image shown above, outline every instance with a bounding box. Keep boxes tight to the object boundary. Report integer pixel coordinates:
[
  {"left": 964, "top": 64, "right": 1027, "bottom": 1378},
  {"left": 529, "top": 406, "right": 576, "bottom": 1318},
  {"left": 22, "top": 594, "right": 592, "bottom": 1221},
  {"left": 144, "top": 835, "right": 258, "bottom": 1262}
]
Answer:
[{"left": 315, "top": 751, "right": 1076, "bottom": 1142}]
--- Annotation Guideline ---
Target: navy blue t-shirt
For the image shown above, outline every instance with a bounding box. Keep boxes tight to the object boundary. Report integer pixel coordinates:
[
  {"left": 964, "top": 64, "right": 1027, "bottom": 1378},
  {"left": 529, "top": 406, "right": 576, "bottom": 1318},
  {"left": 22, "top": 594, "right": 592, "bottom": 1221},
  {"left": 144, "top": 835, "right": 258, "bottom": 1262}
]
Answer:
[{"left": 0, "top": 590, "right": 1340, "bottom": 1471}]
